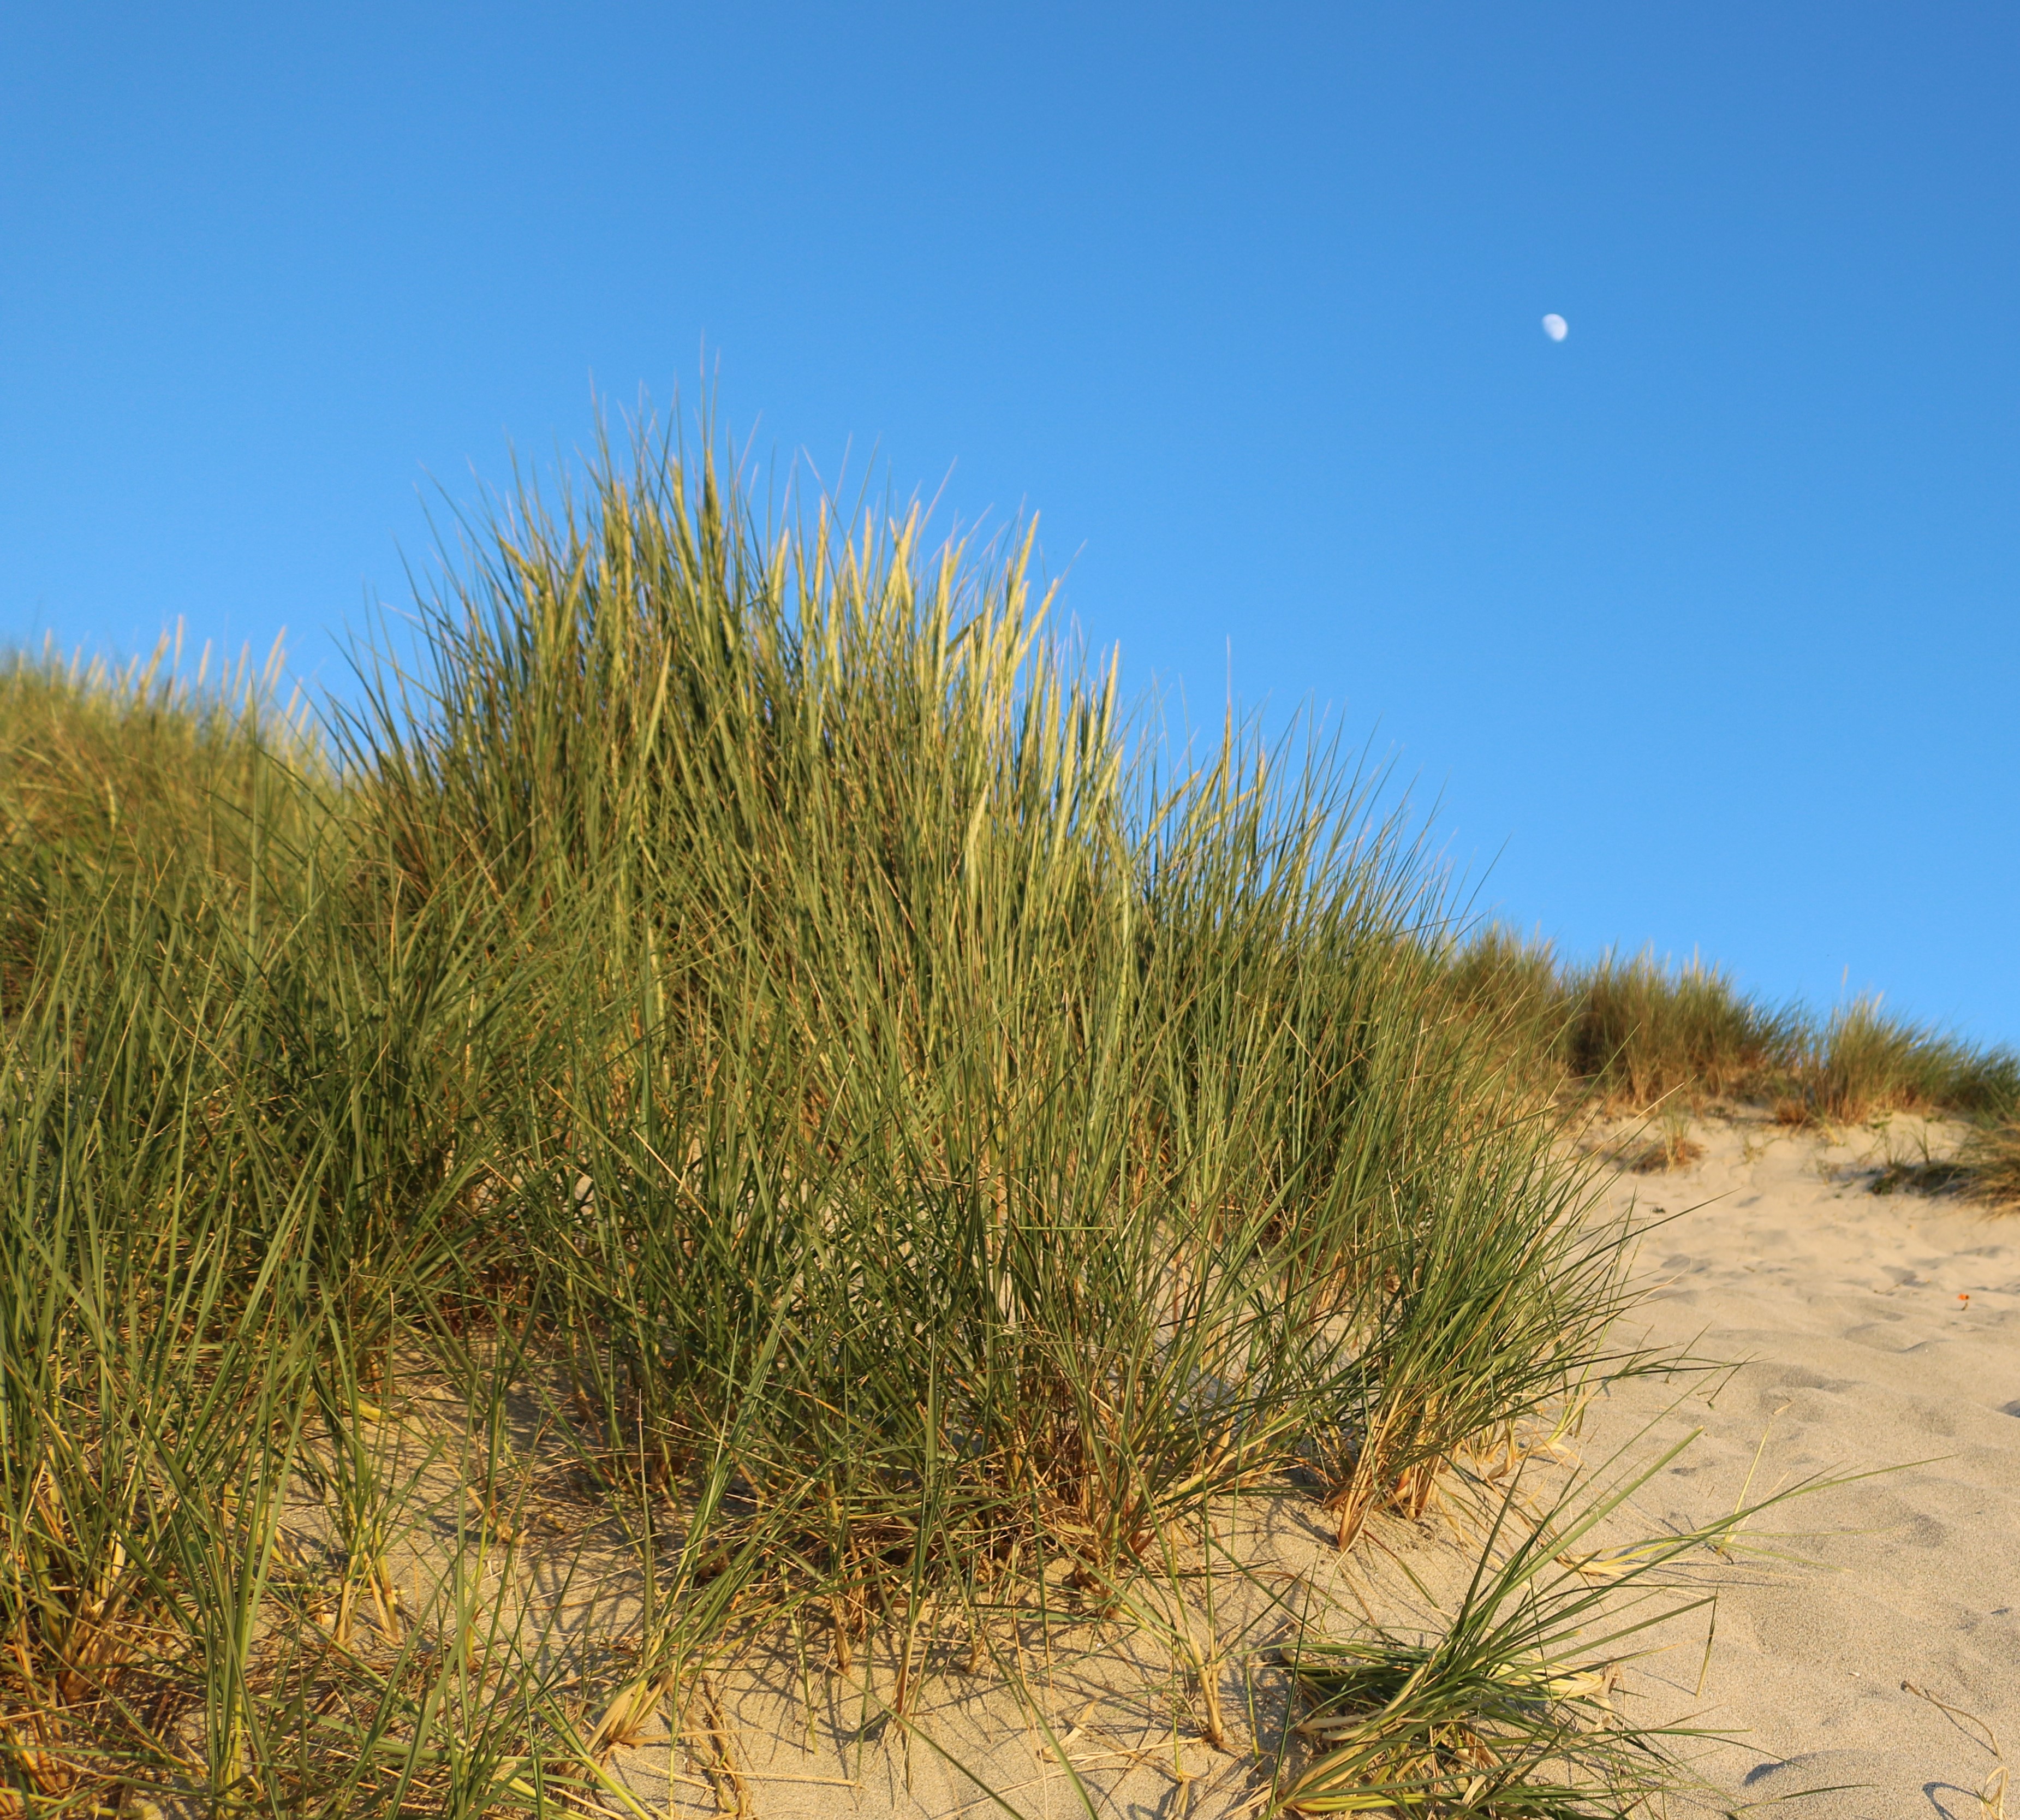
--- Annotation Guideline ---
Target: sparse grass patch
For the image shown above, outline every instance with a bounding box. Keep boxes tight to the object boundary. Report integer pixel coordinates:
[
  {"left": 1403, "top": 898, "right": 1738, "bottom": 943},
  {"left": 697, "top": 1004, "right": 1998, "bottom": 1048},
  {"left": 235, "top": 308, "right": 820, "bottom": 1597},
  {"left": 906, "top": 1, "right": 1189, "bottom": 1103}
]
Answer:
[
  {"left": 1273, "top": 1439, "right": 1826, "bottom": 1820},
  {"left": 1624, "top": 1109, "right": 1705, "bottom": 1176},
  {"left": 1869, "top": 1157, "right": 1973, "bottom": 1198}
]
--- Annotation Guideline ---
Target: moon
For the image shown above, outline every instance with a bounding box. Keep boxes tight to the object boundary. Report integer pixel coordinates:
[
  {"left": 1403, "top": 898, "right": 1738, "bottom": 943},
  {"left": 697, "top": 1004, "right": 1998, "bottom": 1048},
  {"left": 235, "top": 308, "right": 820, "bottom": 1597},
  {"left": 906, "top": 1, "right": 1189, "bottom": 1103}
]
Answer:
[{"left": 1541, "top": 313, "right": 1568, "bottom": 342}]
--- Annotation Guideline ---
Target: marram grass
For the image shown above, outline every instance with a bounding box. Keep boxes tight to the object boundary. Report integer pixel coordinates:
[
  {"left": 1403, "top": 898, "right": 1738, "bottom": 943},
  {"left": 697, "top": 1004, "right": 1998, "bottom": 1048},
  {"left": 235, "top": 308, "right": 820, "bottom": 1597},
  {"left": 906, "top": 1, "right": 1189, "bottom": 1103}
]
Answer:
[
  {"left": 1443, "top": 927, "right": 2018, "bottom": 1127},
  {"left": 0, "top": 424, "right": 1964, "bottom": 1817}
]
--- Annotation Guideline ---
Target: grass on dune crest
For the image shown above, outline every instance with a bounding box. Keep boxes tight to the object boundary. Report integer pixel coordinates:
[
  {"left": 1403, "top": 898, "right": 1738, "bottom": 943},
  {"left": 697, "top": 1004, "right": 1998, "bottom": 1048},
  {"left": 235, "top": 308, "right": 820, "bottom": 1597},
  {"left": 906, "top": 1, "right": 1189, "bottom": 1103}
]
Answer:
[
  {"left": 1445, "top": 927, "right": 2020, "bottom": 1134},
  {"left": 0, "top": 423, "right": 1900, "bottom": 1817},
  {"left": 0, "top": 638, "right": 317, "bottom": 1004}
]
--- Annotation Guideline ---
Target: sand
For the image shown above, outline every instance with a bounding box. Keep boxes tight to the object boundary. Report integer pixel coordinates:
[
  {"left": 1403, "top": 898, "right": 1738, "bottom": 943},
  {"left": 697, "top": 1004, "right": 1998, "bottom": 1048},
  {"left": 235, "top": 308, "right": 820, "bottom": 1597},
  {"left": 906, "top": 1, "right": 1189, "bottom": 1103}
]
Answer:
[
  {"left": 1576, "top": 1111, "right": 2018, "bottom": 1817},
  {"left": 600, "top": 1114, "right": 2016, "bottom": 1820}
]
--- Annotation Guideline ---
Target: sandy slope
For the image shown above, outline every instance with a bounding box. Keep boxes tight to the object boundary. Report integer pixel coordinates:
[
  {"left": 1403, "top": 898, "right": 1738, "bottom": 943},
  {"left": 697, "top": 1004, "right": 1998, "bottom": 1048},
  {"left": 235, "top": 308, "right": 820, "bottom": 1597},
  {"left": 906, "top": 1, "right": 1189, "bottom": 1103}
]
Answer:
[
  {"left": 590, "top": 1114, "right": 2017, "bottom": 1820},
  {"left": 1580, "top": 1113, "right": 2018, "bottom": 1818}
]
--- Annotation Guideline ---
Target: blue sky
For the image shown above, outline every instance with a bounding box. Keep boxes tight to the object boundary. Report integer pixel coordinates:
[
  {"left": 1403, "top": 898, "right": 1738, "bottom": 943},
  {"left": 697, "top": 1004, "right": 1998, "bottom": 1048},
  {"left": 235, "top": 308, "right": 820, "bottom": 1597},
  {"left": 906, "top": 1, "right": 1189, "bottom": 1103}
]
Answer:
[{"left": 4, "top": 4, "right": 2016, "bottom": 1039}]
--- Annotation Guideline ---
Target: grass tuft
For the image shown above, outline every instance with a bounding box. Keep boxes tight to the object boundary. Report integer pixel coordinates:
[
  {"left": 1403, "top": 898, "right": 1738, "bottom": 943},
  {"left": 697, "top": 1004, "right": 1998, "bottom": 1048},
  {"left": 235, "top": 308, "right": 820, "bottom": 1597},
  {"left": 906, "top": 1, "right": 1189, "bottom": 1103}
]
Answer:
[{"left": 1445, "top": 928, "right": 2018, "bottom": 1202}]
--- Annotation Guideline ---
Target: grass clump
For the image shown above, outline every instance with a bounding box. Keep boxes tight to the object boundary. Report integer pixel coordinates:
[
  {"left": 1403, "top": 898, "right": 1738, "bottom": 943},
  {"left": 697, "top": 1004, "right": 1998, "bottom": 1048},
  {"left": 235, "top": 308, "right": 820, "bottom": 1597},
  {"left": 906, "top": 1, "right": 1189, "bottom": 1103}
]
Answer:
[
  {"left": 1439, "top": 935, "right": 1801, "bottom": 1109},
  {"left": 0, "top": 422, "right": 1787, "bottom": 1815},
  {"left": 1810, "top": 996, "right": 2019, "bottom": 1123},
  {"left": 1958, "top": 1117, "right": 2020, "bottom": 1210},
  {"left": 1561, "top": 953, "right": 1802, "bottom": 1109},
  {"left": 1445, "top": 929, "right": 2018, "bottom": 1155}
]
